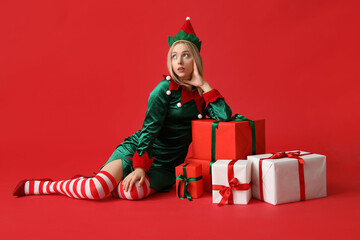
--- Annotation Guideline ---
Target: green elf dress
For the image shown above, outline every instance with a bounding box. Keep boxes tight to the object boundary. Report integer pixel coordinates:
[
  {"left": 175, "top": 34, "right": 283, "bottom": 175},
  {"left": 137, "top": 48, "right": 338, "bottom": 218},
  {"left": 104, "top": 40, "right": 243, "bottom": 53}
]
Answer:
[{"left": 101, "top": 75, "right": 232, "bottom": 192}]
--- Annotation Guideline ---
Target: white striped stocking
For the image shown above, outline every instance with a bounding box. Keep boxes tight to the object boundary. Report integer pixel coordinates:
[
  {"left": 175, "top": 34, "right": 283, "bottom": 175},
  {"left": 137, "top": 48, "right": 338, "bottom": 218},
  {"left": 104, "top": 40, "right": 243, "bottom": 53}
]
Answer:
[
  {"left": 20, "top": 171, "right": 117, "bottom": 200},
  {"left": 112, "top": 175, "right": 154, "bottom": 200}
]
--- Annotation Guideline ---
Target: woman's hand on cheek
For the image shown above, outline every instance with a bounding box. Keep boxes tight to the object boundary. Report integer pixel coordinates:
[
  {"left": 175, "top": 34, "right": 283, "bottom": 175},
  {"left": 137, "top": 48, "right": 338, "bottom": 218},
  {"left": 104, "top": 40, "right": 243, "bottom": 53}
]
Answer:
[
  {"left": 182, "top": 61, "right": 205, "bottom": 87},
  {"left": 182, "top": 62, "right": 213, "bottom": 93}
]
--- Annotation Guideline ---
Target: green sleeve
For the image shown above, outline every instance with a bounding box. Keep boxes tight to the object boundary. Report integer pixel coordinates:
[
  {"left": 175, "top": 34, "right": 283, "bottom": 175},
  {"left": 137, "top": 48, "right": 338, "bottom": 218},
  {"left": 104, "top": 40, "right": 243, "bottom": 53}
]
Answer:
[
  {"left": 137, "top": 80, "right": 170, "bottom": 159},
  {"left": 203, "top": 89, "right": 232, "bottom": 121}
]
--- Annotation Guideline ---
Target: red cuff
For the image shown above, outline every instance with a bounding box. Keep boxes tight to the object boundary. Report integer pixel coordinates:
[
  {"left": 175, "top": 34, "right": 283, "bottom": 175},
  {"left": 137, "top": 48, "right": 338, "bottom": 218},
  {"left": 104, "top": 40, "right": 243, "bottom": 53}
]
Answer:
[
  {"left": 203, "top": 89, "right": 224, "bottom": 107},
  {"left": 129, "top": 151, "right": 154, "bottom": 172}
]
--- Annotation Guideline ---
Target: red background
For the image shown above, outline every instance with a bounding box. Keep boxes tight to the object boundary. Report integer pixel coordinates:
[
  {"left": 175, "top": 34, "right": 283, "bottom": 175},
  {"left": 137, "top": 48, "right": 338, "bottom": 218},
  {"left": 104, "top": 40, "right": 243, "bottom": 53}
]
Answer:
[{"left": 1, "top": 0, "right": 359, "bottom": 239}]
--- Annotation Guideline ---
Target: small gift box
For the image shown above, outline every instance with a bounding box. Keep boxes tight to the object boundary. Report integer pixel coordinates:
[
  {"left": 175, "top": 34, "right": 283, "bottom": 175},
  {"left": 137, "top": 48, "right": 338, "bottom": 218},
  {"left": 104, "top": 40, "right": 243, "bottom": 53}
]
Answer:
[
  {"left": 175, "top": 163, "right": 203, "bottom": 200},
  {"left": 248, "top": 151, "right": 327, "bottom": 205},
  {"left": 185, "top": 157, "right": 212, "bottom": 192},
  {"left": 192, "top": 115, "right": 265, "bottom": 161},
  {"left": 211, "top": 160, "right": 252, "bottom": 206}
]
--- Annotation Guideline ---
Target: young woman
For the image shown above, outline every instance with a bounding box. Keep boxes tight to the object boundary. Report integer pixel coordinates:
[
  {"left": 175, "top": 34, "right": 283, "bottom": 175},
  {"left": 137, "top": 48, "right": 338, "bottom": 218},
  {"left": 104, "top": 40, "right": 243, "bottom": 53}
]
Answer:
[{"left": 13, "top": 17, "right": 232, "bottom": 200}]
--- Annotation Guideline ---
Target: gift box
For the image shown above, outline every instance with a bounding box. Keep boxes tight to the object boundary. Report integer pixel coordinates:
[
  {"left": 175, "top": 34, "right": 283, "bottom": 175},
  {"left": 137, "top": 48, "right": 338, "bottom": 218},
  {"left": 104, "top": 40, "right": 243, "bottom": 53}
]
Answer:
[
  {"left": 185, "top": 157, "right": 212, "bottom": 192},
  {"left": 175, "top": 163, "right": 203, "bottom": 200},
  {"left": 192, "top": 117, "right": 265, "bottom": 161},
  {"left": 211, "top": 159, "right": 252, "bottom": 206},
  {"left": 248, "top": 151, "right": 327, "bottom": 205}
]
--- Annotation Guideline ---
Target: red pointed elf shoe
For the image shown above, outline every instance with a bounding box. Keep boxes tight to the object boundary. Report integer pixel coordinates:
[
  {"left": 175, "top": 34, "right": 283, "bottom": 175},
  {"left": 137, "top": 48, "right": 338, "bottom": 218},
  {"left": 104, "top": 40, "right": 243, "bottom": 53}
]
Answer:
[{"left": 12, "top": 178, "right": 53, "bottom": 197}]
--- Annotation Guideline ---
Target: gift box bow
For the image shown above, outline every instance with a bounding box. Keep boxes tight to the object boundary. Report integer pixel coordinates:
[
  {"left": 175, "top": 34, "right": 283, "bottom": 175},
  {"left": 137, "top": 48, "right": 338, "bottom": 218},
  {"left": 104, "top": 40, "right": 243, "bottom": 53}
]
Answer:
[
  {"left": 176, "top": 163, "right": 202, "bottom": 201},
  {"left": 213, "top": 177, "right": 251, "bottom": 207},
  {"left": 212, "top": 159, "right": 251, "bottom": 207},
  {"left": 265, "top": 151, "right": 306, "bottom": 164}
]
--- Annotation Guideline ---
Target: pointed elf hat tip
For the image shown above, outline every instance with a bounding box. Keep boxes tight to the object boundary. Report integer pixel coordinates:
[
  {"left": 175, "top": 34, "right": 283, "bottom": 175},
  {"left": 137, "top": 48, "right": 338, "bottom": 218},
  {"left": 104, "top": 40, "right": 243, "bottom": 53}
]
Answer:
[
  {"left": 181, "top": 17, "right": 196, "bottom": 35},
  {"left": 168, "top": 17, "right": 202, "bottom": 51}
]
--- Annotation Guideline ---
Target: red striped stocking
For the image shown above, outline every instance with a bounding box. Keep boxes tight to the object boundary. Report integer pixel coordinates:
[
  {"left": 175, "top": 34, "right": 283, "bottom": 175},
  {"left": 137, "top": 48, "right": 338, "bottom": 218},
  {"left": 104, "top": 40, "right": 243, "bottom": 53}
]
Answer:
[
  {"left": 13, "top": 171, "right": 117, "bottom": 200},
  {"left": 112, "top": 175, "right": 155, "bottom": 200}
]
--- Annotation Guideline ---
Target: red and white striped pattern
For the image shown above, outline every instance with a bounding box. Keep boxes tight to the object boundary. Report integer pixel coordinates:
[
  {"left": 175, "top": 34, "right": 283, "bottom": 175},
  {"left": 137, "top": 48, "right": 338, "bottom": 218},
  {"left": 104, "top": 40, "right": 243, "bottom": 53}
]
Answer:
[
  {"left": 23, "top": 171, "right": 117, "bottom": 200},
  {"left": 112, "top": 175, "right": 154, "bottom": 200}
]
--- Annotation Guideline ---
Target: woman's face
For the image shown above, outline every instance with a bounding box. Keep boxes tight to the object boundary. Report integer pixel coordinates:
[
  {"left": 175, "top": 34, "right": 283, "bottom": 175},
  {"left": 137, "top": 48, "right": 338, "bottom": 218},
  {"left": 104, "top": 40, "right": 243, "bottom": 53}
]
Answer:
[{"left": 171, "top": 43, "right": 194, "bottom": 80}]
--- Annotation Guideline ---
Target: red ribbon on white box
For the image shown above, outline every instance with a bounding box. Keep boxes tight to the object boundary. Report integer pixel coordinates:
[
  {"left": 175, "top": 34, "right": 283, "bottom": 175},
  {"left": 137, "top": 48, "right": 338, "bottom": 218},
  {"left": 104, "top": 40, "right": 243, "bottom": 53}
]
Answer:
[
  {"left": 258, "top": 151, "right": 312, "bottom": 201},
  {"left": 212, "top": 159, "right": 251, "bottom": 207}
]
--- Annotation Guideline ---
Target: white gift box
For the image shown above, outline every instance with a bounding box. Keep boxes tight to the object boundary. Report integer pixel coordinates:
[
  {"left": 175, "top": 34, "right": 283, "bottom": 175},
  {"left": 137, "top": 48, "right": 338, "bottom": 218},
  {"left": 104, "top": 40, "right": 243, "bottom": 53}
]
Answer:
[
  {"left": 211, "top": 160, "right": 252, "bottom": 205},
  {"left": 247, "top": 151, "right": 327, "bottom": 205}
]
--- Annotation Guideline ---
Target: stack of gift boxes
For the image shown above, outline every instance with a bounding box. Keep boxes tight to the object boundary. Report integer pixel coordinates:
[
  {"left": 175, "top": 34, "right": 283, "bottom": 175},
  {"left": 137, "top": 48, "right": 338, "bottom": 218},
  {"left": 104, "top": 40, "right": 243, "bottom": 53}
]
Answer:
[{"left": 175, "top": 116, "right": 327, "bottom": 206}]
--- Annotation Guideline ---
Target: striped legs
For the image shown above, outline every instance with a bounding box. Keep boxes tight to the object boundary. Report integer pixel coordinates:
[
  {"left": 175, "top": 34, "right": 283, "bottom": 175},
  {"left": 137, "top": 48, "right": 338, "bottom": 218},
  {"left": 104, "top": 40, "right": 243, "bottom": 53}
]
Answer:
[
  {"left": 13, "top": 171, "right": 156, "bottom": 200},
  {"left": 112, "top": 175, "right": 154, "bottom": 200},
  {"left": 14, "top": 171, "right": 117, "bottom": 200}
]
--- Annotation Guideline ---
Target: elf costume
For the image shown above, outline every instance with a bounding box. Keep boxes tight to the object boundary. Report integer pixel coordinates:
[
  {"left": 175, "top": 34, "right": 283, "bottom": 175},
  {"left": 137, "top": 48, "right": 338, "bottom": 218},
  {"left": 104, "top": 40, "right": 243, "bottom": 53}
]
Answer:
[
  {"left": 101, "top": 17, "right": 232, "bottom": 193},
  {"left": 13, "top": 17, "right": 232, "bottom": 200}
]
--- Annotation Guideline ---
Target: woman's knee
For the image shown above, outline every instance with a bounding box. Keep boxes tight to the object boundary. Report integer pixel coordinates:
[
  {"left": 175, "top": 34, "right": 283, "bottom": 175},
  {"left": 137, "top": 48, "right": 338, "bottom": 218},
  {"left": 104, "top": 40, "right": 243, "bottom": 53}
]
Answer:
[{"left": 101, "top": 159, "right": 123, "bottom": 184}]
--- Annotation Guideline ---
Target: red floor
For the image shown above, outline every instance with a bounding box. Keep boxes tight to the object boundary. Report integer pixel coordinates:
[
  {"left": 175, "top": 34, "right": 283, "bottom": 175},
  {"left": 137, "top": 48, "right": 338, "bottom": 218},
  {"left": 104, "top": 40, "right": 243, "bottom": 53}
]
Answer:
[
  {"left": 1, "top": 1, "right": 359, "bottom": 239},
  {"left": 1, "top": 148, "right": 359, "bottom": 240}
]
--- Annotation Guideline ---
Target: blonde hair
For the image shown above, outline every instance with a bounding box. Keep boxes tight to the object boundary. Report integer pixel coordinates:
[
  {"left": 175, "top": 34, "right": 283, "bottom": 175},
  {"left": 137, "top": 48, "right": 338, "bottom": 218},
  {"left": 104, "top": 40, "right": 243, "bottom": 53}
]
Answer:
[{"left": 167, "top": 41, "right": 204, "bottom": 93}]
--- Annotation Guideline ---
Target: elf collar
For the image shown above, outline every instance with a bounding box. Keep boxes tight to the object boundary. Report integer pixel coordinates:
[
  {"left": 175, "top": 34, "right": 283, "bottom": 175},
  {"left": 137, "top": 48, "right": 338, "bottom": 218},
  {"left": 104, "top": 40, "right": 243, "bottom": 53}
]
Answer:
[{"left": 163, "top": 75, "right": 203, "bottom": 115}]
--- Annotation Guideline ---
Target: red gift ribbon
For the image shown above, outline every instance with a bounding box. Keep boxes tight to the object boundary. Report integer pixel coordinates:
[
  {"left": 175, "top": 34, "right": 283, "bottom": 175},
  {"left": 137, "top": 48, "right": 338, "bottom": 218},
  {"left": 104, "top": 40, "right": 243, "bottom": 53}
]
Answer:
[
  {"left": 212, "top": 160, "right": 251, "bottom": 207},
  {"left": 258, "top": 151, "right": 312, "bottom": 201}
]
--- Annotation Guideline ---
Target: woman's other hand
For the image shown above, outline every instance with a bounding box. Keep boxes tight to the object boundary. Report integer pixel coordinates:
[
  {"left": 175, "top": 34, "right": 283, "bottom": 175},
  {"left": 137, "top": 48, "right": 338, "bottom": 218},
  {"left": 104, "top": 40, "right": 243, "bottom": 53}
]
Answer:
[{"left": 123, "top": 168, "right": 146, "bottom": 192}]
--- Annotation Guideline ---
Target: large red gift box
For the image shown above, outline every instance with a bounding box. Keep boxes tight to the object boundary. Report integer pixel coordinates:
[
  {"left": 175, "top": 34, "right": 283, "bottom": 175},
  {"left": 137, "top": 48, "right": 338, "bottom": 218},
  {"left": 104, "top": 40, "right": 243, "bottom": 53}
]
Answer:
[
  {"left": 175, "top": 162, "right": 203, "bottom": 200},
  {"left": 192, "top": 118, "right": 265, "bottom": 161}
]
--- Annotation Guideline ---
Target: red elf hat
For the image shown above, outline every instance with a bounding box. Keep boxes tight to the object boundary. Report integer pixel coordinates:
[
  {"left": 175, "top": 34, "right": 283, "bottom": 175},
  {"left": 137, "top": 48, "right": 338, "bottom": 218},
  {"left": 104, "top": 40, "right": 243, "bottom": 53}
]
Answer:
[{"left": 168, "top": 17, "right": 202, "bottom": 52}]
